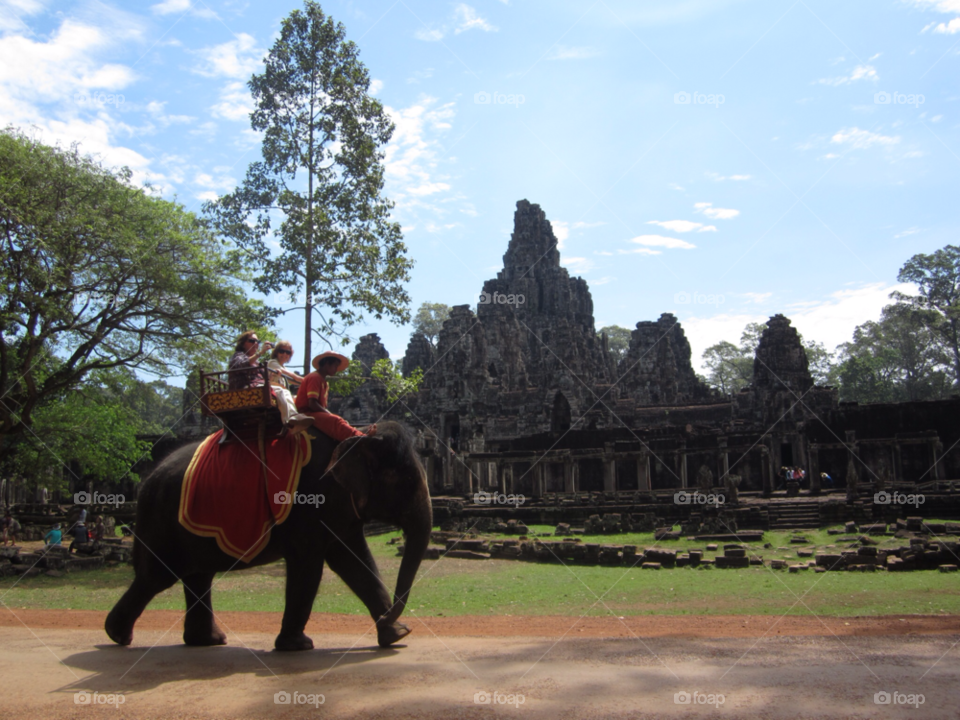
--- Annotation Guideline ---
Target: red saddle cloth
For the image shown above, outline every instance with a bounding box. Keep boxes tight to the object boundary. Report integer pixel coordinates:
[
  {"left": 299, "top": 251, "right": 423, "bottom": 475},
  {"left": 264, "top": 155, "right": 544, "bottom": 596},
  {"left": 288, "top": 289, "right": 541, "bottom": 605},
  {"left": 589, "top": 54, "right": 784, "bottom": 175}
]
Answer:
[{"left": 178, "top": 430, "right": 312, "bottom": 561}]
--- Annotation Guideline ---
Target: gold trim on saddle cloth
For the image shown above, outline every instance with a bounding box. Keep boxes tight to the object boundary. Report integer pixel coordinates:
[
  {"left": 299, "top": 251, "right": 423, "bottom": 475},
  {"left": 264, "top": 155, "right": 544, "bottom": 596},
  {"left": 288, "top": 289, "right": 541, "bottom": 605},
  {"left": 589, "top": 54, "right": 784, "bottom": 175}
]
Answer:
[{"left": 177, "top": 430, "right": 312, "bottom": 561}]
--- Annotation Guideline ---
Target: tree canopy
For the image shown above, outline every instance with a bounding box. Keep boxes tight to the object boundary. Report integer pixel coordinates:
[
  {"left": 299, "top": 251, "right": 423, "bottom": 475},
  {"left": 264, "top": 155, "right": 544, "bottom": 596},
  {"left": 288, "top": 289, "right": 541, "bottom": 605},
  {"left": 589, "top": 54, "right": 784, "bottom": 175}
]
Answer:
[
  {"left": 206, "top": 1, "right": 412, "bottom": 374},
  {"left": 413, "top": 303, "right": 451, "bottom": 346},
  {"left": 0, "top": 128, "right": 265, "bottom": 457},
  {"left": 598, "top": 325, "right": 631, "bottom": 363}
]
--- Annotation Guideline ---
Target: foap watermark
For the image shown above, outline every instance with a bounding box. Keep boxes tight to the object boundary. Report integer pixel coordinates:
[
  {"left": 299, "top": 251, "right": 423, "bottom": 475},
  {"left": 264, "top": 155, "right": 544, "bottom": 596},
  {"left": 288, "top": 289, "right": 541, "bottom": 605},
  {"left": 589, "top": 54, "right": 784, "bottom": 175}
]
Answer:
[
  {"left": 479, "top": 291, "right": 525, "bottom": 306},
  {"left": 674, "top": 91, "right": 725, "bottom": 107},
  {"left": 74, "top": 91, "right": 125, "bottom": 107},
  {"left": 875, "top": 91, "right": 924, "bottom": 108},
  {"left": 674, "top": 690, "right": 725, "bottom": 708},
  {"left": 274, "top": 491, "right": 325, "bottom": 507},
  {"left": 674, "top": 491, "right": 724, "bottom": 506},
  {"left": 474, "top": 690, "right": 525, "bottom": 708},
  {"left": 675, "top": 291, "right": 724, "bottom": 306},
  {"left": 274, "top": 691, "right": 325, "bottom": 707},
  {"left": 874, "top": 491, "right": 924, "bottom": 508},
  {"left": 474, "top": 91, "right": 525, "bottom": 108},
  {"left": 474, "top": 490, "right": 525, "bottom": 506},
  {"left": 874, "top": 691, "right": 925, "bottom": 708},
  {"left": 74, "top": 491, "right": 125, "bottom": 507},
  {"left": 74, "top": 691, "right": 125, "bottom": 708}
]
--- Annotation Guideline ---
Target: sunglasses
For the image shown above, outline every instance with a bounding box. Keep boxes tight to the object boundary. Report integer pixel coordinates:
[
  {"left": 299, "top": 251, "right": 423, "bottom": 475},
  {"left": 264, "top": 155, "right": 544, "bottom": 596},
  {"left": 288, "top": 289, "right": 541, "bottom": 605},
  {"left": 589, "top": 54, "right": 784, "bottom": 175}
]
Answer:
[
  {"left": 247, "top": 338, "right": 260, "bottom": 345},
  {"left": 278, "top": 349, "right": 293, "bottom": 356}
]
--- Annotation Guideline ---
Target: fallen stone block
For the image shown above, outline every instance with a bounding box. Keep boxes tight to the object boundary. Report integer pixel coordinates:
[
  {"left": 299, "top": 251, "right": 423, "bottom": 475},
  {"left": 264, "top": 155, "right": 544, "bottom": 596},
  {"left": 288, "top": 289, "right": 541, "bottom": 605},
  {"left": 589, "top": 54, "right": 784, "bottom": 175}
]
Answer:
[
  {"left": 715, "top": 556, "right": 749, "bottom": 569},
  {"left": 641, "top": 562, "right": 661, "bottom": 570}
]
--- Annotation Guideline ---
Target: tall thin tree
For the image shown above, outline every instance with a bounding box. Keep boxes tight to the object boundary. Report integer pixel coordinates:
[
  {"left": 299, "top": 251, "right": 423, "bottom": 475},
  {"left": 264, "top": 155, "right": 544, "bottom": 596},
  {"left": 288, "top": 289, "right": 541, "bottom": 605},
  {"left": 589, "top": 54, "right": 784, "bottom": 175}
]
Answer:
[{"left": 207, "top": 1, "right": 412, "bottom": 373}]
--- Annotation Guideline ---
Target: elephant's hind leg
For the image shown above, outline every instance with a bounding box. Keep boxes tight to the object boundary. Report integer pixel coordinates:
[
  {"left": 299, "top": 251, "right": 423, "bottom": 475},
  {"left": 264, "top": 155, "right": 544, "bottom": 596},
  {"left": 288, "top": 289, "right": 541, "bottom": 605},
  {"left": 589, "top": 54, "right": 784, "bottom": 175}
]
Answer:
[
  {"left": 183, "top": 573, "right": 227, "bottom": 647},
  {"left": 105, "top": 573, "right": 176, "bottom": 646}
]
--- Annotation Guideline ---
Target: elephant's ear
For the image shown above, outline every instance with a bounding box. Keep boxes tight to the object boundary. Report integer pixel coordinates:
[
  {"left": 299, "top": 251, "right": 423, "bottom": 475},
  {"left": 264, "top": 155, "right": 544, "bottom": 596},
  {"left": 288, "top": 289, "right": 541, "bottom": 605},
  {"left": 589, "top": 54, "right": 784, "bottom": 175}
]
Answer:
[{"left": 327, "top": 436, "right": 377, "bottom": 512}]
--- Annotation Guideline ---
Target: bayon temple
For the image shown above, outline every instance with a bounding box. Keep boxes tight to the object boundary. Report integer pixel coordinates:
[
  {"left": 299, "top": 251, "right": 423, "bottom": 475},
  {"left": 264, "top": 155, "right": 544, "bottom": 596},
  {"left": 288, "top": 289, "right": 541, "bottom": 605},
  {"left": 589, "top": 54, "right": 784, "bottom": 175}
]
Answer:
[{"left": 176, "top": 199, "right": 960, "bottom": 529}]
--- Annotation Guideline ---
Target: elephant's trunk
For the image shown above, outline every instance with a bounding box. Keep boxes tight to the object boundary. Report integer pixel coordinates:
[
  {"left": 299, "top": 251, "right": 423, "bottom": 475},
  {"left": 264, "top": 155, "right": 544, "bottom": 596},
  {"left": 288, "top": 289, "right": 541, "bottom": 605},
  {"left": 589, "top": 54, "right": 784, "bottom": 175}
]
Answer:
[{"left": 386, "top": 496, "right": 431, "bottom": 624}]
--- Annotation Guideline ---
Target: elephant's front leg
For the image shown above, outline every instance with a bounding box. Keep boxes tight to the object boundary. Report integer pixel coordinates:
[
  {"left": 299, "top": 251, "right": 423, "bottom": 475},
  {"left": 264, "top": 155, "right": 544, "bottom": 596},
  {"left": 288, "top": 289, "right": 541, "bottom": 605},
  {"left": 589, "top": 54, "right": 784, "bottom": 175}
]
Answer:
[
  {"left": 275, "top": 550, "right": 323, "bottom": 651},
  {"left": 324, "top": 524, "right": 411, "bottom": 648}
]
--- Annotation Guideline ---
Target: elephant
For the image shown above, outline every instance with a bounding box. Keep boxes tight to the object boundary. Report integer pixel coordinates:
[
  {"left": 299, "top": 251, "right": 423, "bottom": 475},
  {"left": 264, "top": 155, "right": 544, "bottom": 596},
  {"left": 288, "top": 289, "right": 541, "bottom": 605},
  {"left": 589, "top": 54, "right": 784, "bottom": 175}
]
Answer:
[{"left": 105, "top": 420, "right": 432, "bottom": 651}]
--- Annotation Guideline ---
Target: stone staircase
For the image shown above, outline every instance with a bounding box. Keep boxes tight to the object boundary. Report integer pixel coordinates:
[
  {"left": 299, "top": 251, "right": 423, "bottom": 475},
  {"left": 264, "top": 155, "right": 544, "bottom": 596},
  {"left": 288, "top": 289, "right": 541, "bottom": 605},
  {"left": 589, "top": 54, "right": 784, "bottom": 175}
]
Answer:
[{"left": 767, "top": 502, "right": 821, "bottom": 530}]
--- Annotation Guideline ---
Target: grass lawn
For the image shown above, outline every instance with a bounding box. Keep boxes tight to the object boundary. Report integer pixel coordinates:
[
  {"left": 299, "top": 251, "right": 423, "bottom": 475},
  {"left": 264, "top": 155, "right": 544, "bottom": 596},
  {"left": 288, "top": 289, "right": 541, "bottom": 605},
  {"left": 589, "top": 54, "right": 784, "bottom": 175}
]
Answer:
[{"left": 3, "top": 525, "right": 959, "bottom": 618}]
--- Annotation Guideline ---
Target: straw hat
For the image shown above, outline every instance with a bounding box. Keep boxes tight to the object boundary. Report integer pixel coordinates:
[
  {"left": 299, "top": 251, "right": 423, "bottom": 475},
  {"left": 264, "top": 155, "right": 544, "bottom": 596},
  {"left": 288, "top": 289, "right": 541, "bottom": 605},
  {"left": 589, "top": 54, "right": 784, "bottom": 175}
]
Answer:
[{"left": 312, "top": 351, "right": 350, "bottom": 373}]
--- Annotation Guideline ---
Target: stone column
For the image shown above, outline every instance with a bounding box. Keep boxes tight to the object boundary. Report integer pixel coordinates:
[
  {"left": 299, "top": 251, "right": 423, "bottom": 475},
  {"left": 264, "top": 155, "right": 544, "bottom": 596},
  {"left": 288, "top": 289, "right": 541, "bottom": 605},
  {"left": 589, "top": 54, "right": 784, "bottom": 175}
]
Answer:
[
  {"left": 718, "top": 437, "right": 729, "bottom": 486},
  {"left": 808, "top": 443, "right": 821, "bottom": 495},
  {"left": 498, "top": 461, "right": 507, "bottom": 495},
  {"left": 932, "top": 438, "right": 945, "bottom": 482},
  {"left": 845, "top": 430, "right": 859, "bottom": 503},
  {"left": 761, "top": 443, "right": 772, "bottom": 498},
  {"left": 531, "top": 463, "right": 544, "bottom": 498},
  {"left": 604, "top": 457, "right": 617, "bottom": 492},
  {"left": 564, "top": 462, "right": 575, "bottom": 494},
  {"left": 637, "top": 452, "right": 651, "bottom": 491},
  {"left": 893, "top": 441, "right": 903, "bottom": 484}
]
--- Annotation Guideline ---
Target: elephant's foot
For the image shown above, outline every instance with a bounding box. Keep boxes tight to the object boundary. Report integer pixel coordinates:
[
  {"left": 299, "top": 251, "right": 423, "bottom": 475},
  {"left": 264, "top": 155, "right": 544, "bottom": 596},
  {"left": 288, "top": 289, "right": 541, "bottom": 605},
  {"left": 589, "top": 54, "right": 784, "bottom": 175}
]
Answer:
[
  {"left": 183, "top": 625, "right": 228, "bottom": 647},
  {"left": 275, "top": 632, "right": 314, "bottom": 652},
  {"left": 104, "top": 611, "right": 133, "bottom": 646},
  {"left": 377, "top": 621, "right": 411, "bottom": 648}
]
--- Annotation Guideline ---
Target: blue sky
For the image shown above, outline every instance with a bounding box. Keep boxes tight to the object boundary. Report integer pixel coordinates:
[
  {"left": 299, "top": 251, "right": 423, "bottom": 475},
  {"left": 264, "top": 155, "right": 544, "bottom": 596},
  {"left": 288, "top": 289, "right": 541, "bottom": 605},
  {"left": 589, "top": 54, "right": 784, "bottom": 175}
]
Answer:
[{"left": 2, "top": 0, "right": 959, "bottom": 376}]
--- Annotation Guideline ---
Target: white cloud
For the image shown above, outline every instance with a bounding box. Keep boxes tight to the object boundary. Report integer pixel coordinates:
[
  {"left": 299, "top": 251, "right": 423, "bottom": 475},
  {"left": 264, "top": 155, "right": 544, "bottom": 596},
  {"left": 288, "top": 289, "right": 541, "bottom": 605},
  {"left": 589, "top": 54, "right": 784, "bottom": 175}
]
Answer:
[
  {"left": 415, "top": 4, "right": 497, "bottom": 41},
  {"left": 547, "top": 45, "right": 600, "bottom": 60},
  {"left": 425, "top": 221, "right": 457, "bottom": 232},
  {"left": 383, "top": 95, "right": 456, "bottom": 212},
  {"left": 193, "top": 33, "right": 262, "bottom": 79},
  {"left": 0, "top": 15, "right": 178, "bottom": 190},
  {"left": 707, "top": 172, "right": 752, "bottom": 182},
  {"left": 552, "top": 219, "right": 604, "bottom": 249},
  {"left": 370, "top": 78, "right": 384, "bottom": 95},
  {"left": 630, "top": 234, "right": 696, "bottom": 250},
  {"left": 817, "top": 64, "right": 879, "bottom": 86},
  {"left": 618, "top": 247, "right": 662, "bottom": 256},
  {"left": 454, "top": 4, "right": 497, "bottom": 34},
  {"left": 909, "top": 0, "right": 960, "bottom": 32},
  {"left": 681, "top": 282, "right": 914, "bottom": 373},
  {"left": 830, "top": 127, "right": 900, "bottom": 149},
  {"left": 895, "top": 227, "right": 921, "bottom": 238},
  {"left": 0, "top": 0, "right": 43, "bottom": 32},
  {"left": 210, "top": 80, "right": 252, "bottom": 121},
  {"left": 694, "top": 202, "right": 739, "bottom": 220},
  {"left": 648, "top": 219, "right": 715, "bottom": 233},
  {"left": 151, "top": 0, "right": 216, "bottom": 19},
  {"left": 740, "top": 292, "right": 772, "bottom": 304},
  {"left": 562, "top": 256, "right": 594, "bottom": 274}
]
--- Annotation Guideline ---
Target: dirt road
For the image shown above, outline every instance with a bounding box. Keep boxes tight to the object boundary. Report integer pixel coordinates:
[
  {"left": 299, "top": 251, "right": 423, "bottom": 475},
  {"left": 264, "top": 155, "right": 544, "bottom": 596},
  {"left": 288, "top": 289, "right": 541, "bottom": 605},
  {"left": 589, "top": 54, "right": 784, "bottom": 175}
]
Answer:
[{"left": 1, "top": 610, "right": 958, "bottom": 718}]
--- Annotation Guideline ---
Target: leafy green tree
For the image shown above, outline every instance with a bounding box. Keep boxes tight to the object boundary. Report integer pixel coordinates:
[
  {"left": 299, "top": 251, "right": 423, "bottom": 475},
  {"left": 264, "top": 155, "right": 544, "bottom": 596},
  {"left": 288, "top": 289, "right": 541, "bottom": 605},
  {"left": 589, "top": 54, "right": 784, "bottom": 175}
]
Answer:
[
  {"left": 413, "top": 302, "right": 451, "bottom": 346},
  {"left": 3, "top": 374, "right": 152, "bottom": 496},
  {"left": 836, "top": 304, "right": 951, "bottom": 403},
  {"left": 327, "top": 358, "right": 421, "bottom": 405},
  {"left": 803, "top": 339, "right": 838, "bottom": 387},
  {"left": 371, "top": 358, "right": 423, "bottom": 404},
  {"left": 206, "top": 1, "right": 412, "bottom": 374},
  {"left": 702, "top": 340, "right": 753, "bottom": 394},
  {"left": 598, "top": 325, "right": 632, "bottom": 363},
  {"left": 0, "top": 129, "right": 264, "bottom": 461},
  {"left": 893, "top": 245, "right": 960, "bottom": 386},
  {"left": 739, "top": 322, "right": 766, "bottom": 355}
]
